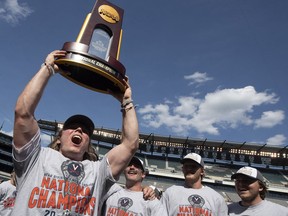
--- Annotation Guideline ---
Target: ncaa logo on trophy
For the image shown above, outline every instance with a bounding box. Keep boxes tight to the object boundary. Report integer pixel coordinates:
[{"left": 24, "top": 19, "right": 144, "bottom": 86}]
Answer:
[{"left": 55, "top": 0, "right": 126, "bottom": 93}]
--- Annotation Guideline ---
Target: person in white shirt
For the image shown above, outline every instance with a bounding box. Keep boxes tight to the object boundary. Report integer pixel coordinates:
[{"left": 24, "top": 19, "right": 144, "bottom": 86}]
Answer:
[
  {"left": 0, "top": 170, "right": 17, "bottom": 216},
  {"left": 11, "top": 50, "right": 139, "bottom": 216},
  {"left": 161, "top": 153, "right": 228, "bottom": 216},
  {"left": 103, "top": 156, "right": 167, "bottom": 216},
  {"left": 228, "top": 166, "right": 288, "bottom": 216}
]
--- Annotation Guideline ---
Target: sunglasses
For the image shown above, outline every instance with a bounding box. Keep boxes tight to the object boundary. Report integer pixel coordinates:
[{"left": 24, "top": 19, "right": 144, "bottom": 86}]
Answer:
[{"left": 63, "top": 123, "right": 91, "bottom": 136}]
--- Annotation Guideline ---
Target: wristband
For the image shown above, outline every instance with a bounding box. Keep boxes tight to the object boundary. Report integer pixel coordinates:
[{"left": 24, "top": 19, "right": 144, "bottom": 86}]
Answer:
[
  {"left": 41, "top": 62, "right": 55, "bottom": 75},
  {"left": 121, "top": 99, "right": 133, "bottom": 108},
  {"left": 149, "top": 185, "right": 156, "bottom": 190},
  {"left": 120, "top": 104, "right": 138, "bottom": 113}
]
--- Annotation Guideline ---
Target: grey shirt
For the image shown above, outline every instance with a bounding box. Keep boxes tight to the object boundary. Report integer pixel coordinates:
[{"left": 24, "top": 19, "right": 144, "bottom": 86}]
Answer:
[
  {"left": 104, "top": 184, "right": 167, "bottom": 216},
  {"left": 228, "top": 200, "right": 288, "bottom": 216},
  {"left": 11, "top": 129, "right": 115, "bottom": 216},
  {"left": 161, "top": 185, "right": 228, "bottom": 216},
  {"left": 0, "top": 180, "right": 17, "bottom": 216}
]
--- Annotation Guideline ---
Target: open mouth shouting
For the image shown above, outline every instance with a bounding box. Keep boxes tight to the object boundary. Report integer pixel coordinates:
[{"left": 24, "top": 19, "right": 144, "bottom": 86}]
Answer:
[{"left": 71, "top": 134, "right": 82, "bottom": 145}]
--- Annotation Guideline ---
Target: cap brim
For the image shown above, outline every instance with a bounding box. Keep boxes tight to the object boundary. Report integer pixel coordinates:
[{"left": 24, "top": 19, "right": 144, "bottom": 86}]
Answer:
[
  {"left": 181, "top": 158, "right": 203, "bottom": 167},
  {"left": 63, "top": 115, "right": 94, "bottom": 137},
  {"left": 130, "top": 157, "right": 145, "bottom": 171},
  {"left": 231, "top": 173, "right": 257, "bottom": 180}
]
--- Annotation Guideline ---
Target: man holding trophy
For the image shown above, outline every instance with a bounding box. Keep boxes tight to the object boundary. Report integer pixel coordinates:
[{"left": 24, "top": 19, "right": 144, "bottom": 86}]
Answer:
[
  {"left": 11, "top": 49, "right": 138, "bottom": 216},
  {"left": 11, "top": 1, "right": 139, "bottom": 215}
]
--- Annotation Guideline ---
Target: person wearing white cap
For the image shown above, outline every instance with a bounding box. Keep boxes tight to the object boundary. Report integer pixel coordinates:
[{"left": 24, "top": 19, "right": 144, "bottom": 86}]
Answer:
[
  {"left": 228, "top": 166, "right": 288, "bottom": 216},
  {"left": 11, "top": 51, "right": 139, "bottom": 216},
  {"left": 161, "top": 153, "right": 228, "bottom": 216},
  {"left": 102, "top": 156, "right": 167, "bottom": 216}
]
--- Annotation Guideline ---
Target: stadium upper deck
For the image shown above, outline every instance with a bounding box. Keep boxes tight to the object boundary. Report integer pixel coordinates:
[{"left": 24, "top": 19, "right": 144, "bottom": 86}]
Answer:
[{"left": 37, "top": 119, "right": 288, "bottom": 170}]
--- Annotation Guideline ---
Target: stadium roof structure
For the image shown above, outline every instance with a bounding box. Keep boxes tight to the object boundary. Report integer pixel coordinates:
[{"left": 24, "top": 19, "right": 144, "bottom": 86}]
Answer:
[
  {"left": 37, "top": 119, "right": 287, "bottom": 153},
  {"left": 138, "top": 132, "right": 288, "bottom": 154}
]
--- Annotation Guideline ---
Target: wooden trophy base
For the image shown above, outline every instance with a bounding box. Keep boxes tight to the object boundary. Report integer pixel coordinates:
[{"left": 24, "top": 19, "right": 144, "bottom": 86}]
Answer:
[{"left": 55, "top": 42, "right": 126, "bottom": 94}]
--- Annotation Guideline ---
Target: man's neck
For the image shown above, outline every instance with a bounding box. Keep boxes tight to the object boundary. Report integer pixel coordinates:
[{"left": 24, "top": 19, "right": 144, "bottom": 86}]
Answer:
[
  {"left": 240, "top": 196, "right": 263, "bottom": 207},
  {"left": 125, "top": 181, "right": 142, "bottom": 191},
  {"left": 184, "top": 180, "right": 203, "bottom": 189}
]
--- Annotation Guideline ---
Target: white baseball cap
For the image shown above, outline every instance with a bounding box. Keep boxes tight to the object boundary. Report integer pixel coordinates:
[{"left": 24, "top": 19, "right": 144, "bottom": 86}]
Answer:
[
  {"left": 181, "top": 153, "right": 204, "bottom": 167},
  {"left": 231, "top": 166, "right": 265, "bottom": 182}
]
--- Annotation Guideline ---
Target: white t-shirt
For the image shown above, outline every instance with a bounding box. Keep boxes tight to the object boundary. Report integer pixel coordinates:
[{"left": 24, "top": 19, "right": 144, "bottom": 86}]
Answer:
[
  {"left": 104, "top": 184, "right": 167, "bottom": 216},
  {"left": 228, "top": 199, "right": 288, "bottom": 216},
  {"left": 0, "top": 180, "right": 17, "bottom": 216},
  {"left": 161, "top": 185, "right": 228, "bottom": 216},
  {"left": 12, "top": 129, "right": 115, "bottom": 216}
]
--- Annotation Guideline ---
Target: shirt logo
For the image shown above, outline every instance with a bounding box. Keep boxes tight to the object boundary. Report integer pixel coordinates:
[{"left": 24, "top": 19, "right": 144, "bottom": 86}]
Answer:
[
  {"left": 61, "top": 160, "right": 85, "bottom": 194},
  {"left": 118, "top": 197, "right": 133, "bottom": 211},
  {"left": 188, "top": 194, "right": 205, "bottom": 208}
]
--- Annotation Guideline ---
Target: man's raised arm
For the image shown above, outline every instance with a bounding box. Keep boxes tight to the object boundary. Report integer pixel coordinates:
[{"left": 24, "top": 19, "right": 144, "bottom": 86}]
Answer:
[
  {"left": 107, "top": 79, "right": 139, "bottom": 179},
  {"left": 13, "top": 50, "right": 66, "bottom": 148}
]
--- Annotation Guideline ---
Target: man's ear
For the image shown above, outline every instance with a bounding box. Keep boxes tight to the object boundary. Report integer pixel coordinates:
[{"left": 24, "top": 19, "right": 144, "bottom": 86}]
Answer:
[
  {"left": 258, "top": 181, "right": 264, "bottom": 192},
  {"left": 142, "top": 171, "right": 146, "bottom": 179},
  {"left": 200, "top": 168, "right": 205, "bottom": 177}
]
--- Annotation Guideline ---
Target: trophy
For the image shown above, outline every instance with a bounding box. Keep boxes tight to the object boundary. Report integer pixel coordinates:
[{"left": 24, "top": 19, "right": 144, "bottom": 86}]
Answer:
[{"left": 55, "top": 0, "right": 126, "bottom": 93}]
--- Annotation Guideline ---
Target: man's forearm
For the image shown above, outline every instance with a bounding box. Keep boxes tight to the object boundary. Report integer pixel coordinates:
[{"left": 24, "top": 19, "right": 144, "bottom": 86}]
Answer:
[
  {"left": 121, "top": 102, "right": 139, "bottom": 152},
  {"left": 14, "top": 50, "right": 66, "bottom": 148},
  {"left": 13, "top": 66, "right": 52, "bottom": 148}
]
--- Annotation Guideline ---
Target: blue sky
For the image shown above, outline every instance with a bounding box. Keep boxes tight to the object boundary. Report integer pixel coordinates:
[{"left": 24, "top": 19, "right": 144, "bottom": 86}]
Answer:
[{"left": 0, "top": 0, "right": 287, "bottom": 147}]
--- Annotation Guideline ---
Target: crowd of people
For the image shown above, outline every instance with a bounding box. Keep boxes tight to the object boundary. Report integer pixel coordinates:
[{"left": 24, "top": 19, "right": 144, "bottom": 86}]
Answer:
[{"left": 0, "top": 50, "right": 287, "bottom": 215}]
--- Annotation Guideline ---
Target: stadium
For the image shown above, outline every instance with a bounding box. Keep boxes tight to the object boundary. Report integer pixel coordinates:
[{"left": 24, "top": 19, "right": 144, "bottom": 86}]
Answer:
[{"left": 1, "top": 119, "right": 287, "bottom": 207}]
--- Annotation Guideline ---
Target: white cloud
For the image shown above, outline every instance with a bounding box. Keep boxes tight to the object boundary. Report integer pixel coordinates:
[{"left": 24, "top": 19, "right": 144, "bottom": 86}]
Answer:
[
  {"left": 138, "top": 86, "right": 281, "bottom": 136},
  {"left": 184, "top": 72, "right": 213, "bottom": 86},
  {"left": 173, "top": 96, "right": 201, "bottom": 116},
  {"left": 138, "top": 103, "right": 192, "bottom": 135},
  {"left": 0, "top": 0, "right": 33, "bottom": 25},
  {"left": 266, "top": 134, "right": 286, "bottom": 146},
  {"left": 254, "top": 110, "right": 285, "bottom": 128}
]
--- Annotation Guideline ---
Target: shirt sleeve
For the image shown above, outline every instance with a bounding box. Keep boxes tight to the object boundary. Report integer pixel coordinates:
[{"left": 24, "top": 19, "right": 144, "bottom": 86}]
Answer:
[{"left": 12, "top": 129, "right": 41, "bottom": 179}]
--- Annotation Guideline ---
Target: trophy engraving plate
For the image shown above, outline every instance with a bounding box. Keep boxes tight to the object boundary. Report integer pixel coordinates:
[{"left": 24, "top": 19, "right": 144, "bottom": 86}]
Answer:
[{"left": 55, "top": 0, "right": 126, "bottom": 93}]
